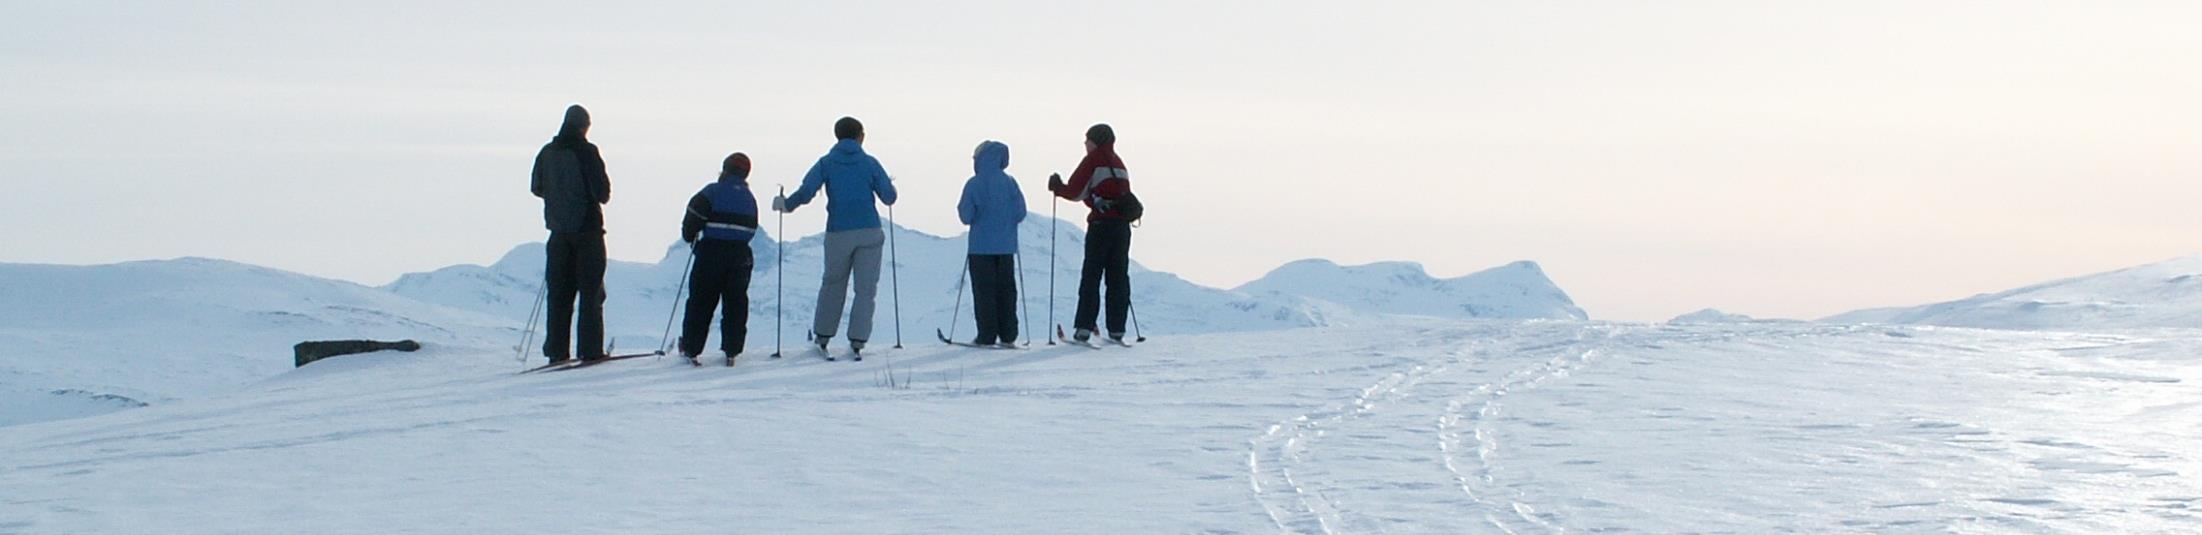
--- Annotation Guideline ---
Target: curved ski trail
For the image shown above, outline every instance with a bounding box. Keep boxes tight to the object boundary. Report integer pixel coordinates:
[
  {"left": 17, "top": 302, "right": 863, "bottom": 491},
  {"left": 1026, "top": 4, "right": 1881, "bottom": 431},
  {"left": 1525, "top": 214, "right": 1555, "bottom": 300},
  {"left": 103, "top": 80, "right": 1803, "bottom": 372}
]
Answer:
[{"left": 1247, "top": 324, "right": 1621, "bottom": 533}]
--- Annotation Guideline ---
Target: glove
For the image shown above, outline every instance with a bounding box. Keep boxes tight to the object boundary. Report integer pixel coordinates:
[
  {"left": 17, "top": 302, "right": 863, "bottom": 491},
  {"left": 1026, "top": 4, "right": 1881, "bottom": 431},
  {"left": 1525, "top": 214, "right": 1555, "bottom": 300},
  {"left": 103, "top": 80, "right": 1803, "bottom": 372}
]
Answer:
[
  {"left": 772, "top": 194, "right": 789, "bottom": 213},
  {"left": 1048, "top": 173, "right": 1065, "bottom": 192},
  {"left": 683, "top": 233, "right": 698, "bottom": 245}
]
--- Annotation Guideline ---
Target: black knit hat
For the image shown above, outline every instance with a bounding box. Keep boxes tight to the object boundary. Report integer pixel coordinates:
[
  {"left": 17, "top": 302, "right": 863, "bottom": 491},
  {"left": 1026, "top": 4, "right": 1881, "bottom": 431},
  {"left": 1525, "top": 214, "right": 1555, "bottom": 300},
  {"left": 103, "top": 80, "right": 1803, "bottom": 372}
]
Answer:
[
  {"left": 557, "top": 104, "right": 591, "bottom": 140},
  {"left": 721, "top": 152, "right": 751, "bottom": 181},
  {"left": 1086, "top": 123, "right": 1115, "bottom": 145},
  {"left": 834, "top": 116, "right": 864, "bottom": 140}
]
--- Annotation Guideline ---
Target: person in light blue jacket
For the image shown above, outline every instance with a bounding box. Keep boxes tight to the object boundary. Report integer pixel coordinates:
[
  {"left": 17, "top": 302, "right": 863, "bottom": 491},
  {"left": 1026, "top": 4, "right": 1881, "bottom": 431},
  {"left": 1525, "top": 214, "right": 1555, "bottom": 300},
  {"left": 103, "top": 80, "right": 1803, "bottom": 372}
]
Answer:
[
  {"left": 956, "top": 140, "right": 1027, "bottom": 347},
  {"left": 775, "top": 117, "right": 898, "bottom": 356}
]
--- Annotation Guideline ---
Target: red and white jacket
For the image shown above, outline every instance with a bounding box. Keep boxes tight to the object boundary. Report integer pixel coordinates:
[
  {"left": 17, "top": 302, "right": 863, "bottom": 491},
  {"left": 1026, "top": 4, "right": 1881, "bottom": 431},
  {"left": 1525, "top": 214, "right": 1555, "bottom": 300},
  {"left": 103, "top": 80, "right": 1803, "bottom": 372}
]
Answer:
[{"left": 1051, "top": 144, "right": 1131, "bottom": 222}]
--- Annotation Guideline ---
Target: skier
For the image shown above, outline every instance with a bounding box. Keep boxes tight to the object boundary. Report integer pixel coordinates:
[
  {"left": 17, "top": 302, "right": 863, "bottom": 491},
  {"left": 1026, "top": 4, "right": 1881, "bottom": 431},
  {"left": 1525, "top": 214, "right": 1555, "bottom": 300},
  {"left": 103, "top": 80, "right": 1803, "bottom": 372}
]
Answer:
[
  {"left": 956, "top": 140, "right": 1027, "bottom": 348},
  {"left": 531, "top": 104, "right": 612, "bottom": 364},
  {"left": 678, "top": 152, "right": 760, "bottom": 366},
  {"left": 1048, "top": 123, "right": 1137, "bottom": 345},
  {"left": 774, "top": 117, "right": 899, "bottom": 357}
]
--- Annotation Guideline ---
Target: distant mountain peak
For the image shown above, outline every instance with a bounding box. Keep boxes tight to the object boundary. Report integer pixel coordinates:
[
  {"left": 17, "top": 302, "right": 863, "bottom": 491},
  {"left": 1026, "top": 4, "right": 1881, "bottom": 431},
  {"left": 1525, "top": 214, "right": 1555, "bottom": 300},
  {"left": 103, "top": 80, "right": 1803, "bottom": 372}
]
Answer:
[
  {"left": 1825, "top": 254, "right": 2202, "bottom": 330},
  {"left": 1237, "top": 258, "right": 1587, "bottom": 321}
]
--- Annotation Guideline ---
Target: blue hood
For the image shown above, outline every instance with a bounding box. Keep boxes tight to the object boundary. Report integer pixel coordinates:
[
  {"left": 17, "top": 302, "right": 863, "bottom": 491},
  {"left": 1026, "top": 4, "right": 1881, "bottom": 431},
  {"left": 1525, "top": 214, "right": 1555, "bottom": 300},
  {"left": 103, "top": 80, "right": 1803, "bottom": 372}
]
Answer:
[
  {"left": 957, "top": 140, "right": 1026, "bottom": 255},
  {"left": 973, "top": 140, "right": 1010, "bottom": 175}
]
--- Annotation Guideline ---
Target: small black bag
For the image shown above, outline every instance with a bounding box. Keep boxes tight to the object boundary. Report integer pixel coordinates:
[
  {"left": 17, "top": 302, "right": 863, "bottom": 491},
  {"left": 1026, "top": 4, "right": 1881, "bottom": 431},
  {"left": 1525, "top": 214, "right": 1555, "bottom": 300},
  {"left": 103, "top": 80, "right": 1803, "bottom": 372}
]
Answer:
[{"left": 1112, "top": 191, "right": 1143, "bottom": 223}]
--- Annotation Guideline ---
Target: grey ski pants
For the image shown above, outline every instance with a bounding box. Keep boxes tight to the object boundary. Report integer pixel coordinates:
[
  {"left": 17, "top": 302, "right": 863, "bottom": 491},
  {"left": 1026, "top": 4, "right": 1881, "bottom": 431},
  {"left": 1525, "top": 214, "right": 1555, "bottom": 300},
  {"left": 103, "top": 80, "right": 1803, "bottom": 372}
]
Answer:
[{"left": 813, "top": 227, "right": 886, "bottom": 343}]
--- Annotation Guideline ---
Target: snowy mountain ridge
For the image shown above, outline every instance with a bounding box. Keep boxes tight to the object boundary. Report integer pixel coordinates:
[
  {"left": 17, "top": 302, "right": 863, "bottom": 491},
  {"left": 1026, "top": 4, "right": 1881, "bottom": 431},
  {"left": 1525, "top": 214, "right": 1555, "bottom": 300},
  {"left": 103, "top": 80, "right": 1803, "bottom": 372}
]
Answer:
[
  {"left": 0, "top": 214, "right": 1584, "bottom": 427},
  {"left": 1825, "top": 254, "right": 2202, "bottom": 330},
  {"left": 384, "top": 213, "right": 1588, "bottom": 346},
  {"left": 1235, "top": 258, "right": 1589, "bottom": 321}
]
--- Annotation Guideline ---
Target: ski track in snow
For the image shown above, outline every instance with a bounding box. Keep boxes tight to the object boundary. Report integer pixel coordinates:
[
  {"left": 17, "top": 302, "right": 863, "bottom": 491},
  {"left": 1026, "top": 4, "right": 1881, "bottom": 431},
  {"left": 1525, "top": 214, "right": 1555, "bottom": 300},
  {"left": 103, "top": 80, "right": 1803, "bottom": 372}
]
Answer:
[
  {"left": 1248, "top": 323, "right": 1635, "bottom": 533},
  {"left": 1248, "top": 327, "right": 1477, "bottom": 533},
  {"left": 4, "top": 321, "right": 2201, "bottom": 533},
  {"left": 1435, "top": 327, "right": 1617, "bottom": 533}
]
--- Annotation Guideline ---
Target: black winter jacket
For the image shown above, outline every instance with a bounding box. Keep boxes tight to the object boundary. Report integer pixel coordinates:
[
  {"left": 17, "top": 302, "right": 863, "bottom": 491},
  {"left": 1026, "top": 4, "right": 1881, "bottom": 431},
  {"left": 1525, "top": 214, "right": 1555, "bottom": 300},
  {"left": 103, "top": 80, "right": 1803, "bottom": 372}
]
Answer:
[{"left": 531, "top": 133, "right": 611, "bottom": 233}]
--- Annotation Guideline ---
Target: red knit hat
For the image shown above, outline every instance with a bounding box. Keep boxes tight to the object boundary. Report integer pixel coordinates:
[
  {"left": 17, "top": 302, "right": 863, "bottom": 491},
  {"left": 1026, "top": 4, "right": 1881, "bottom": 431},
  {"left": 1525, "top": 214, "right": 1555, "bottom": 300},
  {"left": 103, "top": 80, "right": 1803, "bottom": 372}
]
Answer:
[{"left": 722, "top": 152, "right": 751, "bottom": 180}]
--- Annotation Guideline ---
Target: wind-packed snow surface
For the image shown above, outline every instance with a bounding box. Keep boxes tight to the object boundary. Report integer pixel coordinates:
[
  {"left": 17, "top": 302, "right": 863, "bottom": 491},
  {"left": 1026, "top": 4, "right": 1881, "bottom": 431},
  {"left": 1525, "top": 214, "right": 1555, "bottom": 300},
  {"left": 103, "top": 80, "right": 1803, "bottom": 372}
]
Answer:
[
  {"left": 3, "top": 320, "right": 2196, "bottom": 533},
  {"left": 1828, "top": 255, "right": 2202, "bottom": 330},
  {"left": 0, "top": 259, "right": 515, "bottom": 427}
]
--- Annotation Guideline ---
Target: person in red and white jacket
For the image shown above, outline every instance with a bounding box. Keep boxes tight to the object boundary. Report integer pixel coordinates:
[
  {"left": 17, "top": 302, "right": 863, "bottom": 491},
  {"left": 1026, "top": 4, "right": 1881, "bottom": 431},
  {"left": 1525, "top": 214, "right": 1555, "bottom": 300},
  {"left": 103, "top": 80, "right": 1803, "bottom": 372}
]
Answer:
[{"left": 1048, "top": 123, "right": 1135, "bottom": 343}]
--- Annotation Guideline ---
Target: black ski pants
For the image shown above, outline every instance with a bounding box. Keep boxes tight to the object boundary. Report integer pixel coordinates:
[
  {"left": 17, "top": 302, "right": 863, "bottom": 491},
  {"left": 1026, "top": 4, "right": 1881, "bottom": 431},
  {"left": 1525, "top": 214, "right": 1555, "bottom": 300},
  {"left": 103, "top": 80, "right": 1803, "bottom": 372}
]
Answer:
[
  {"left": 968, "top": 254, "right": 1019, "bottom": 345},
  {"left": 680, "top": 238, "right": 754, "bottom": 356},
  {"left": 545, "top": 231, "right": 607, "bottom": 359},
  {"left": 1074, "top": 220, "right": 1132, "bottom": 336}
]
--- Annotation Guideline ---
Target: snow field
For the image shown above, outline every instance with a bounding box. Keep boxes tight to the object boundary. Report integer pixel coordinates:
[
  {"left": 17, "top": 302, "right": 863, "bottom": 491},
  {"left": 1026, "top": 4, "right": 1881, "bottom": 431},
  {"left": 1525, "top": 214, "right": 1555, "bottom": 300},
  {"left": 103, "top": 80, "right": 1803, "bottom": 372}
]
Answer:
[{"left": 3, "top": 321, "right": 2198, "bottom": 533}]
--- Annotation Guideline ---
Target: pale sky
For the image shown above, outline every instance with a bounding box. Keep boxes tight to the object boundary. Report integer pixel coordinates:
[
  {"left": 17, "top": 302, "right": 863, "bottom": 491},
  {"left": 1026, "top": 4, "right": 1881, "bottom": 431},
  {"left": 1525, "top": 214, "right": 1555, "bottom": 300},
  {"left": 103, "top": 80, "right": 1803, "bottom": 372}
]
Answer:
[{"left": 5, "top": 1, "right": 2199, "bottom": 322}]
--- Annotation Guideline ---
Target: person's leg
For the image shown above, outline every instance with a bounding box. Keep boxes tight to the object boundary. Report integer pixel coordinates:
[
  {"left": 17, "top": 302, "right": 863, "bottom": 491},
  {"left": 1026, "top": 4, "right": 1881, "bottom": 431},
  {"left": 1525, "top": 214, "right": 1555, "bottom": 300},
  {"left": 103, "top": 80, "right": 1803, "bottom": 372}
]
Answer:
[
  {"left": 680, "top": 241, "right": 728, "bottom": 357},
  {"left": 990, "top": 255, "right": 1020, "bottom": 345},
  {"left": 969, "top": 254, "right": 1001, "bottom": 345},
  {"left": 543, "top": 233, "right": 578, "bottom": 360},
  {"left": 577, "top": 232, "right": 609, "bottom": 358},
  {"left": 1098, "top": 222, "right": 1132, "bottom": 338},
  {"left": 845, "top": 228, "right": 886, "bottom": 345},
  {"left": 813, "top": 230, "right": 858, "bottom": 341},
  {"left": 722, "top": 244, "right": 754, "bottom": 356},
  {"left": 1073, "top": 227, "right": 1106, "bottom": 335}
]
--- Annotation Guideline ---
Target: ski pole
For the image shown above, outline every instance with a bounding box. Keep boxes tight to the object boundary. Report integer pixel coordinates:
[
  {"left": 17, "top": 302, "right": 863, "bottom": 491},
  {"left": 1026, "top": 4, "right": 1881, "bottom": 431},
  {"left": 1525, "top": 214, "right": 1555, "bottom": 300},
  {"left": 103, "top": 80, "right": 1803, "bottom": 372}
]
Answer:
[
  {"left": 1127, "top": 268, "right": 1146, "bottom": 343},
  {"left": 1047, "top": 196, "right": 1058, "bottom": 345},
  {"left": 1128, "top": 300, "right": 1146, "bottom": 343},
  {"left": 1015, "top": 252, "right": 1033, "bottom": 347},
  {"left": 656, "top": 243, "right": 698, "bottom": 359},
  {"left": 516, "top": 274, "right": 548, "bottom": 366},
  {"left": 772, "top": 185, "right": 786, "bottom": 359},
  {"left": 888, "top": 204, "right": 904, "bottom": 349},
  {"left": 946, "top": 256, "right": 969, "bottom": 342}
]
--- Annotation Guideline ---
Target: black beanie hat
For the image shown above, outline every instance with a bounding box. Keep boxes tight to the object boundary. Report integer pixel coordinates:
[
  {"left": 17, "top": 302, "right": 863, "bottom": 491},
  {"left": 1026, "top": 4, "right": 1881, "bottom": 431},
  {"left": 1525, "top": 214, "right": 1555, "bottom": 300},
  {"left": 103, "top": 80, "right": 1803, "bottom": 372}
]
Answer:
[
  {"left": 1086, "top": 123, "right": 1115, "bottom": 145},
  {"left": 564, "top": 104, "right": 590, "bottom": 128},
  {"left": 557, "top": 104, "right": 591, "bottom": 139},
  {"left": 721, "top": 152, "right": 751, "bottom": 181},
  {"left": 834, "top": 116, "right": 864, "bottom": 140}
]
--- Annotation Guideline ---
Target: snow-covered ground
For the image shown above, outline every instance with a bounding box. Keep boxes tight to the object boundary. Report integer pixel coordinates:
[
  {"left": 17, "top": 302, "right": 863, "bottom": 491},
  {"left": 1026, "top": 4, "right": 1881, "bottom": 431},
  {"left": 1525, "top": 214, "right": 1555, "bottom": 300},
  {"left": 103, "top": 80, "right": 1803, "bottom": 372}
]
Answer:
[
  {"left": 0, "top": 259, "right": 515, "bottom": 427},
  {"left": 4, "top": 320, "right": 2196, "bottom": 533}
]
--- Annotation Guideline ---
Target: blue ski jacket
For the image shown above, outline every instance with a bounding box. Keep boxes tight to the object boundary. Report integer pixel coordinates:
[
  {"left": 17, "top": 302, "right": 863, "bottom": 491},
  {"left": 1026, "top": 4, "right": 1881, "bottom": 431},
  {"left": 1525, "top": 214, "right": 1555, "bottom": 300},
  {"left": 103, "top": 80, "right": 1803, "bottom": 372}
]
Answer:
[
  {"left": 684, "top": 175, "right": 759, "bottom": 244},
  {"left": 958, "top": 140, "right": 1026, "bottom": 255},
  {"left": 785, "top": 138, "right": 898, "bottom": 232}
]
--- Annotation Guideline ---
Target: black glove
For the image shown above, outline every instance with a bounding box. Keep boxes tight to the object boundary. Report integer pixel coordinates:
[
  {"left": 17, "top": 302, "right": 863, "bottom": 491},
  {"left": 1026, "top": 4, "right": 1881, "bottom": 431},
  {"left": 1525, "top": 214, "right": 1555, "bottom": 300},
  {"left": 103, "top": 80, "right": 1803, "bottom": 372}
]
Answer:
[{"left": 1048, "top": 173, "right": 1065, "bottom": 191}]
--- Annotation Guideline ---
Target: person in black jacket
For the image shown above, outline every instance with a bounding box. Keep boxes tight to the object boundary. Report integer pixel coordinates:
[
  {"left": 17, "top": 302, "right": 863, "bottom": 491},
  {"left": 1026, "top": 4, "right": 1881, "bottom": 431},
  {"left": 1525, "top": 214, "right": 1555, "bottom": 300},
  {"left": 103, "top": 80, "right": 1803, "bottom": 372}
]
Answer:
[
  {"left": 530, "top": 104, "right": 612, "bottom": 364},
  {"left": 678, "top": 153, "right": 760, "bottom": 365}
]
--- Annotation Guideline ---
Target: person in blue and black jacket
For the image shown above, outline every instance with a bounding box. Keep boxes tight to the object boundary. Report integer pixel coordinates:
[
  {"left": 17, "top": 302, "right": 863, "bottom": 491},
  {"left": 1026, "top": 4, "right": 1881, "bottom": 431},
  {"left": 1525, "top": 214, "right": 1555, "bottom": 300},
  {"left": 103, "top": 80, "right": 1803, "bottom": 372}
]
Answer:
[
  {"left": 957, "top": 140, "right": 1026, "bottom": 347},
  {"left": 678, "top": 152, "right": 760, "bottom": 365}
]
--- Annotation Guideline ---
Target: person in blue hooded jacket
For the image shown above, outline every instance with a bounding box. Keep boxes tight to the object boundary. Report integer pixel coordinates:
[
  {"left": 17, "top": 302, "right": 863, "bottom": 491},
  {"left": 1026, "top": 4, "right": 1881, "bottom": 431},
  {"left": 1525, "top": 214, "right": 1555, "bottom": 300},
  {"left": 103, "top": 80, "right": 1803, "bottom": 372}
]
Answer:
[
  {"left": 774, "top": 117, "right": 899, "bottom": 356},
  {"left": 956, "top": 140, "right": 1028, "bottom": 347},
  {"left": 678, "top": 152, "right": 760, "bottom": 366}
]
